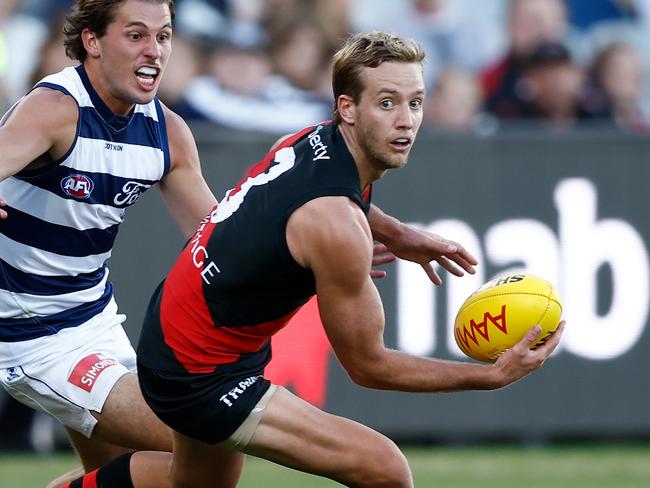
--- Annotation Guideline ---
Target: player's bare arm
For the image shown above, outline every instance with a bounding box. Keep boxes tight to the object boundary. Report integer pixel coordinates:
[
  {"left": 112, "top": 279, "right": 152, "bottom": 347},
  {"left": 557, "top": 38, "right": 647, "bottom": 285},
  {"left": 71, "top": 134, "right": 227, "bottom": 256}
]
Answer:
[
  {"left": 287, "top": 197, "right": 562, "bottom": 392},
  {"left": 157, "top": 105, "right": 217, "bottom": 238},
  {"left": 367, "top": 203, "right": 478, "bottom": 284},
  {"left": 0, "top": 88, "right": 78, "bottom": 218}
]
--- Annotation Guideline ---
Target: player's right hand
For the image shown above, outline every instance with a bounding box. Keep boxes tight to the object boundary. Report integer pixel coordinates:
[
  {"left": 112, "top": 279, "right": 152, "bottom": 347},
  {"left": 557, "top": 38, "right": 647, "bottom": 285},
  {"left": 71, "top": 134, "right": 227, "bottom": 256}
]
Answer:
[
  {"left": 493, "top": 321, "right": 565, "bottom": 387},
  {"left": 0, "top": 197, "right": 7, "bottom": 219}
]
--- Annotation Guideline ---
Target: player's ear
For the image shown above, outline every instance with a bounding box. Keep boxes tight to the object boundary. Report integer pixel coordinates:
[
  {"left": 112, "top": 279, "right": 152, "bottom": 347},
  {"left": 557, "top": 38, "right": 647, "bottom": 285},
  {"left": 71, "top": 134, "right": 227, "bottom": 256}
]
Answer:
[
  {"left": 81, "top": 28, "right": 101, "bottom": 58},
  {"left": 337, "top": 95, "right": 356, "bottom": 125}
]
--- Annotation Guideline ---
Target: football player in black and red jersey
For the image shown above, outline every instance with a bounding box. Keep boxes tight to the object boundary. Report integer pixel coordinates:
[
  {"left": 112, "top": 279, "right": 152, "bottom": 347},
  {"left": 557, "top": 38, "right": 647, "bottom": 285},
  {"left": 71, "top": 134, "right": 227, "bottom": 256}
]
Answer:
[{"left": 63, "top": 31, "right": 563, "bottom": 488}]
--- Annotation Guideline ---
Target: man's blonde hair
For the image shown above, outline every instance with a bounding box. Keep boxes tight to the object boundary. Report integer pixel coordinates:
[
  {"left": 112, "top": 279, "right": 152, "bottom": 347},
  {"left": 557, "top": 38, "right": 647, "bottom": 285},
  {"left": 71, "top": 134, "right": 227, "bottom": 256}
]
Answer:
[{"left": 331, "top": 31, "right": 425, "bottom": 125}]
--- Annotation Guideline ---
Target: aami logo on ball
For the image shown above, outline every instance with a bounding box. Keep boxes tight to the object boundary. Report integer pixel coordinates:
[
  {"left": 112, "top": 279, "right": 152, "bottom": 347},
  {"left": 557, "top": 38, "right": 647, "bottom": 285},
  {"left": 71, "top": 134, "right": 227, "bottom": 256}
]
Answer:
[
  {"left": 455, "top": 305, "right": 507, "bottom": 354},
  {"left": 61, "top": 174, "right": 94, "bottom": 199},
  {"left": 67, "top": 353, "right": 119, "bottom": 392}
]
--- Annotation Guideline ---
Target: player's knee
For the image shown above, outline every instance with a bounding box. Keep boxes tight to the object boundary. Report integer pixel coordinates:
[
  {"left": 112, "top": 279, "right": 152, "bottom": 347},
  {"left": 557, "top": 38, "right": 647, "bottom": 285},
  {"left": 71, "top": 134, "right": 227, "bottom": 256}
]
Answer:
[
  {"left": 373, "top": 443, "right": 413, "bottom": 487},
  {"left": 354, "top": 437, "right": 413, "bottom": 488}
]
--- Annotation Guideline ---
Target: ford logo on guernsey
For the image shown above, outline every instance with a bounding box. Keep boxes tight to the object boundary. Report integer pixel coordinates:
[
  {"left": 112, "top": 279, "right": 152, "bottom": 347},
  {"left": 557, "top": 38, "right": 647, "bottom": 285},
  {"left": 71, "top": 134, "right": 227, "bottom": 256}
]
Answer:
[{"left": 61, "top": 174, "right": 94, "bottom": 199}]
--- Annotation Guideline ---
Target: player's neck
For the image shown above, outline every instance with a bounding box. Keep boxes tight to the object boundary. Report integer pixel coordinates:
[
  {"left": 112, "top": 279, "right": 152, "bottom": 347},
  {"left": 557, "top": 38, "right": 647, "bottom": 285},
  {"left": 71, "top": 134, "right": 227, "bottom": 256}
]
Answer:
[{"left": 83, "top": 61, "right": 135, "bottom": 117}]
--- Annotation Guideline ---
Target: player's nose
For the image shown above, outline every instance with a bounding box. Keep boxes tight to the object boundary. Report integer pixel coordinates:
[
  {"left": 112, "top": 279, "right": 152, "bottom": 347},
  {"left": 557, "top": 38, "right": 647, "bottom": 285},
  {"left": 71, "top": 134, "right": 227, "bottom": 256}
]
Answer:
[
  {"left": 143, "top": 37, "right": 162, "bottom": 58},
  {"left": 395, "top": 103, "right": 414, "bottom": 130}
]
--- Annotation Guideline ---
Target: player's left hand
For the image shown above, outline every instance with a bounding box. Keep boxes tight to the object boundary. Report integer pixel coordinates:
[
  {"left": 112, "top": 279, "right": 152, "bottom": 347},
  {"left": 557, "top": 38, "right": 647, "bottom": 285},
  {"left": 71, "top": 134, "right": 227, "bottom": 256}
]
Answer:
[{"left": 383, "top": 224, "right": 478, "bottom": 285}]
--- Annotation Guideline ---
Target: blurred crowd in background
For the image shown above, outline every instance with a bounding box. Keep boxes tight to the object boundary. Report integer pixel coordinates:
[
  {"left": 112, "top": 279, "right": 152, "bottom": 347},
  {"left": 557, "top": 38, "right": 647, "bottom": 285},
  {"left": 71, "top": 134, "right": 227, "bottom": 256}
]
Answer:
[{"left": 0, "top": 0, "right": 650, "bottom": 134}]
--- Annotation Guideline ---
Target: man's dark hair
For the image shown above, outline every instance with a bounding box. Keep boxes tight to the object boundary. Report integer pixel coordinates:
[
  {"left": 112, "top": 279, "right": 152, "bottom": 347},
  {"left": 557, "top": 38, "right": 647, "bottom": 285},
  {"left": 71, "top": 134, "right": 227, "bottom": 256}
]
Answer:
[{"left": 63, "top": 0, "right": 175, "bottom": 62}]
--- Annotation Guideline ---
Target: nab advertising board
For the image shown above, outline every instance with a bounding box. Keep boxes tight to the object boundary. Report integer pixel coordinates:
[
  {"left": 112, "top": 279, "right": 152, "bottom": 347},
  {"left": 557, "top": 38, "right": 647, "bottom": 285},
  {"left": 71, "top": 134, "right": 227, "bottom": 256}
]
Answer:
[{"left": 111, "top": 129, "right": 650, "bottom": 442}]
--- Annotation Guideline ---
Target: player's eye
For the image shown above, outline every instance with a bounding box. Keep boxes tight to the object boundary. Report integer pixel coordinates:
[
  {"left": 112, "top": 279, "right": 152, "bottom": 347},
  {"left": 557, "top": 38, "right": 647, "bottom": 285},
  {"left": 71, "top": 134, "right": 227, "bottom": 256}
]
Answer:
[
  {"left": 128, "top": 32, "right": 142, "bottom": 41},
  {"left": 410, "top": 99, "right": 423, "bottom": 110},
  {"left": 380, "top": 99, "right": 394, "bottom": 109}
]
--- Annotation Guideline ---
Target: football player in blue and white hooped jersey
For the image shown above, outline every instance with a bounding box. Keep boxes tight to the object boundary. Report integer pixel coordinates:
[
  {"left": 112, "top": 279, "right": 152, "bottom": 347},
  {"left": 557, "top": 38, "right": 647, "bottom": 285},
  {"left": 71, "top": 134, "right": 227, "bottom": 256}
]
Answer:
[
  {"left": 0, "top": 0, "right": 216, "bottom": 485},
  {"left": 0, "top": 3, "right": 486, "bottom": 488}
]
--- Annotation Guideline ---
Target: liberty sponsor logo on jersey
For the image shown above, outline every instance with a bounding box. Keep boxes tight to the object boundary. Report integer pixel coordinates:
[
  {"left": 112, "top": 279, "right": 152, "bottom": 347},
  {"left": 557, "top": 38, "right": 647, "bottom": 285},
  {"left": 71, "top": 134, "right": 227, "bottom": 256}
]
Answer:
[
  {"left": 308, "top": 125, "right": 330, "bottom": 161},
  {"left": 114, "top": 181, "right": 151, "bottom": 206},
  {"left": 219, "top": 375, "right": 262, "bottom": 407},
  {"left": 61, "top": 174, "right": 94, "bottom": 199},
  {"left": 67, "top": 353, "right": 119, "bottom": 392}
]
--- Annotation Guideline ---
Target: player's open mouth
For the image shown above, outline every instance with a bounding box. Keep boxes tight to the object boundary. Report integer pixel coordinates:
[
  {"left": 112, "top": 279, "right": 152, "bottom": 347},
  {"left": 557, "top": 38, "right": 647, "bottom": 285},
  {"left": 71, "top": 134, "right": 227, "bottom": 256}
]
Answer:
[
  {"left": 135, "top": 66, "right": 160, "bottom": 90},
  {"left": 390, "top": 137, "right": 412, "bottom": 151}
]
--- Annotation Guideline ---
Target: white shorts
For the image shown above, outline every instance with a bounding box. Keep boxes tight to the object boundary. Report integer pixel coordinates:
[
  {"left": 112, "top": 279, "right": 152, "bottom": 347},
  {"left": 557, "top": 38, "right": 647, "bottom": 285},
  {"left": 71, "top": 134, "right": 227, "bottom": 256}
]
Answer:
[{"left": 0, "top": 319, "right": 136, "bottom": 438}]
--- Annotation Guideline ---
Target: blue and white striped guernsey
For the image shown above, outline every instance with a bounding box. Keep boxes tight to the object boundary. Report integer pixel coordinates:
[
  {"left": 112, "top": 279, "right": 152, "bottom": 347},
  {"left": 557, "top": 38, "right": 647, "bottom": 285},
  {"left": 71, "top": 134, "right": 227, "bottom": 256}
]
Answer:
[{"left": 0, "top": 65, "right": 170, "bottom": 343}]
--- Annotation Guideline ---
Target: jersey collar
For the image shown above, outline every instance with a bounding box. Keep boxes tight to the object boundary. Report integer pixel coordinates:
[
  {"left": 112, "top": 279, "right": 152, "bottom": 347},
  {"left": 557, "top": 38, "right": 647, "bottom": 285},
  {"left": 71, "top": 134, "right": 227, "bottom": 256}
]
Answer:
[{"left": 76, "top": 64, "right": 133, "bottom": 132}]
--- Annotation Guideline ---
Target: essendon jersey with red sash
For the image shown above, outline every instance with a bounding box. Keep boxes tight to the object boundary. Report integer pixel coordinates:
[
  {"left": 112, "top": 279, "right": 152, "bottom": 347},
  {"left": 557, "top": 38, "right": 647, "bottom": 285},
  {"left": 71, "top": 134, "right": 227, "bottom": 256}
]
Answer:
[{"left": 138, "top": 122, "right": 372, "bottom": 374}]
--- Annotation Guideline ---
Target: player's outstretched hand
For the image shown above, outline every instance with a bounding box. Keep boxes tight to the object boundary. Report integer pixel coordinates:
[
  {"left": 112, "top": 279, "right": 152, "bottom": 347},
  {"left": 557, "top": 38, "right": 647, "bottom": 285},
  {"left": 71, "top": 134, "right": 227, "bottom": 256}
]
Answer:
[
  {"left": 385, "top": 224, "right": 478, "bottom": 285},
  {"left": 493, "top": 321, "right": 565, "bottom": 388},
  {"left": 0, "top": 197, "right": 7, "bottom": 219},
  {"left": 370, "top": 243, "right": 396, "bottom": 279}
]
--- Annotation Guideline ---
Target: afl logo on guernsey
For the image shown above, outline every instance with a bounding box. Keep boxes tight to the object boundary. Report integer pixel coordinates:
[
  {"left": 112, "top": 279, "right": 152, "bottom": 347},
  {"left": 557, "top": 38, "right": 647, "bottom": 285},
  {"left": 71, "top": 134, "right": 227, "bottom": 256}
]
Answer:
[{"left": 61, "top": 174, "right": 94, "bottom": 199}]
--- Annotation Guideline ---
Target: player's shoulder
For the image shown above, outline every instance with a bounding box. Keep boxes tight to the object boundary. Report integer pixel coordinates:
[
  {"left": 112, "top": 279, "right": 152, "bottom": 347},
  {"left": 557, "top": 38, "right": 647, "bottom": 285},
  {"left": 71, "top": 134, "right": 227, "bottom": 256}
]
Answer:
[
  {"left": 274, "top": 121, "right": 334, "bottom": 151},
  {"left": 157, "top": 102, "right": 194, "bottom": 143},
  {"left": 3, "top": 86, "right": 78, "bottom": 128},
  {"left": 157, "top": 101, "right": 201, "bottom": 170},
  {"left": 292, "top": 196, "right": 371, "bottom": 244},
  {"left": 26, "top": 86, "right": 78, "bottom": 114},
  {"left": 158, "top": 101, "right": 190, "bottom": 133},
  {"left": 288, "top": 196, "right": 372, "bottom": 278}
]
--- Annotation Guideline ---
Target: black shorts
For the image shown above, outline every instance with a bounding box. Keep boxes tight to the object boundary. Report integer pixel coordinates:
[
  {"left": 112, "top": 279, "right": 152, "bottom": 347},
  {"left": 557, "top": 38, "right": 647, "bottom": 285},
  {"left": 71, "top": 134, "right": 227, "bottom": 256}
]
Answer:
[{"left": 137, "top": 361, "right": 271, "bottom": 444}]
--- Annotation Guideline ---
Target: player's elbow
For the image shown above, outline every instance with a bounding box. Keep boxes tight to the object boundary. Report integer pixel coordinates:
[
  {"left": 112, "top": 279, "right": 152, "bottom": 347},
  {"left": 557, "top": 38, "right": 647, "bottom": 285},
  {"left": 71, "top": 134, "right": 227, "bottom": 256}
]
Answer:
[
  {"left": 343, "top": 356, "right": 390, "bottom": 389},
  {"left": 347, "top": 367, "right": 376, "bottom": 388}
]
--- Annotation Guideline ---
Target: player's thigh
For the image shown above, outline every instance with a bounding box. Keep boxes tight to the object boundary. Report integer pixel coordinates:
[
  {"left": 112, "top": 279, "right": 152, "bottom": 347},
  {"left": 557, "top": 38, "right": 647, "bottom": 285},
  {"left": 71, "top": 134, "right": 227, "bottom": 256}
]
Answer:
[
  {"left": 171, "top": 429, "right": 245, "bottom": 488},
  {"left": 91, "top": 372, "right": 172, "bottom": 452},
  {"left": 245, "top": 386, "right": 413, "bottom": 488}
]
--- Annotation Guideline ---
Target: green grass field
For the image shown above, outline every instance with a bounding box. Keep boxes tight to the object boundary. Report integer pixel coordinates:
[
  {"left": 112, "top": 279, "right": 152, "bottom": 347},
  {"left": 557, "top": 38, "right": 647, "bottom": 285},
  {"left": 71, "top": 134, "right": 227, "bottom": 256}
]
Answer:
[{"left": 2, "top": 444, "right": 649, "bottom": 487}]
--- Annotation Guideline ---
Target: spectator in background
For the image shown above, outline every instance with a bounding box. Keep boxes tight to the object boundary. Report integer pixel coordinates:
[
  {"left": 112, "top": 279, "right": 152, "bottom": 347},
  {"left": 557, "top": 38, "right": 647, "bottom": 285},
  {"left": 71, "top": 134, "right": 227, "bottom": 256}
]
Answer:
[
  {"left": 312, "top": 0, "right": 354, "bottom": 43},
  {"left": 351, "top": 0, "right": 505, "bottom": 89},
  {"left": 182, "top": 40, "right": 330, "bottom": 133},
  {"left": 19, "top": 0, "right": 73, "bottom": 20},
  {"left": 565, "top": 0, "right": 637, "bottom": 30},
  {"left": 265, "top": 11, "right": 337, "bottom": 104},
  {"left": 482, "top": 0, "right": 570, "bottom": 119},
  {"left": 222, "top": 0, "right": 267, "bottom": 47},
  {"left": 174, "top": 0, "right": 350, "bottom": 51},
  {"left": 512, "top": 41, "right": 611, "bottom": 128},
  {"left": 174, "top": 0, "right": 233, "bottom": 45},
  {"left": 0, "top": 0, "right": 49, "bottom": 109},
  {"left": 28, "top": 16, "right": 77, "bottom": 87},
  {"left": 423, "top": 67, "right": 486, "bottom": 132},
  {"left": 590, "top": 41, "right": 649, "bottom": 131},
  {"left": 156, "top": 34, "right": 206, "bottom": 120},
  {"left": 181, "top": 2, "right": 335, "bottom": 134}
]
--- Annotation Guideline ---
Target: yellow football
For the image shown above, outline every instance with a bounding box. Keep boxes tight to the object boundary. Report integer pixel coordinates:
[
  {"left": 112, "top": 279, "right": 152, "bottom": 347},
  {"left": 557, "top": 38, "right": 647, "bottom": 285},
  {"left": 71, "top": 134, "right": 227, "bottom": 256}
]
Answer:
[{"left": 454, "top": 274, "right": 562, "bottom": 363}]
